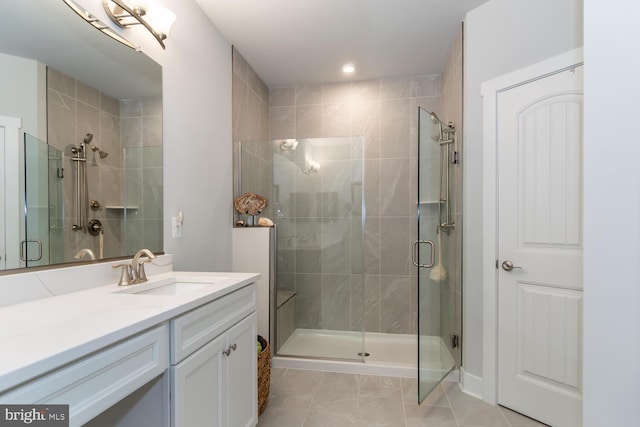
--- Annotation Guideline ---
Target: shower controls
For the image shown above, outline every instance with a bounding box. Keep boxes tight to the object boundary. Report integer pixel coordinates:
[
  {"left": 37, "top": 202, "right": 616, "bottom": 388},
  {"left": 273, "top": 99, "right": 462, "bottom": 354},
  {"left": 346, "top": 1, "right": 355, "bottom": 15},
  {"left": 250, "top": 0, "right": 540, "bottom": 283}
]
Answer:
[
  {"left": 501, "top": 260, "right": 523, "bottom": 271},
  {"left": 90, "top": 200, "right": 101, "bottom": 211},
  {"left": 87, "top": 219, "right": 103, "bottom": 236}
]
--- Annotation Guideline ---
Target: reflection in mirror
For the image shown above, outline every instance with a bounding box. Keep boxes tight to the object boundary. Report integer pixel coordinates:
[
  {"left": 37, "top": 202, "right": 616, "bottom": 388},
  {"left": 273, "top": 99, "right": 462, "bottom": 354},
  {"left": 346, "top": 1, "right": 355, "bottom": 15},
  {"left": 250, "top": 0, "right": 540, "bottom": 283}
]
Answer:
[{"left": 0, "top": 2, "right": 163, "bottom": 271}]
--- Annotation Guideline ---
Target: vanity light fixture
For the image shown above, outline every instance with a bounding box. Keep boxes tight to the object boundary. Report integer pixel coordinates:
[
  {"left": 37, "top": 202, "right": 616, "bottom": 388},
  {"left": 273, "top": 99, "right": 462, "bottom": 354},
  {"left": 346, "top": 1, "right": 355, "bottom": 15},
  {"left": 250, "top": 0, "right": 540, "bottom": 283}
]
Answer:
[
  {"left": 63, "top": 0, "right": 138, "bottom": 50},
  {"left": 342, "top": 63, "right": 355, "bottom": 74},
  {"left": 102, "top": 0, "right": 176, "bottom": 49}
]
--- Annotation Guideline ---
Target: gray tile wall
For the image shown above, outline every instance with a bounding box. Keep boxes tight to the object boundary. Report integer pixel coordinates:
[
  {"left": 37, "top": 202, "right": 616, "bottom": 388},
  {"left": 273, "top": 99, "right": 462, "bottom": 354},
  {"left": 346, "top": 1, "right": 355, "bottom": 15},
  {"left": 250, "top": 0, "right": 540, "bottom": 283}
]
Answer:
[
  {"left": 269, "top": 75, "right": 442, "bottom": 335},
  {"left": 232, "top": 47, "right": 271, "bottom": 221},
  {"left": 47, "top": 68, "right": 162, "bottom": 261},
  {"left": 120, "top": 97, "right": 163, "bottom": 256},
  {"left": 439, "top": 27, "right": 463, "bottom": 367}
]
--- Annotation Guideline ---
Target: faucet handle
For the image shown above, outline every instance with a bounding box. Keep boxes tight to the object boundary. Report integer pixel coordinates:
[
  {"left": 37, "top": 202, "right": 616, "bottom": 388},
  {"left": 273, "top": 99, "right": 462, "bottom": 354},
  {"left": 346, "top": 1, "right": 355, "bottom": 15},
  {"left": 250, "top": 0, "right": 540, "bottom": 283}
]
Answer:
[
  {"left": 112, "top": 263, "right": 134, "bottom": 286},
  {"left": 136, "top": 257, "right": 153, "bottom": 283}
]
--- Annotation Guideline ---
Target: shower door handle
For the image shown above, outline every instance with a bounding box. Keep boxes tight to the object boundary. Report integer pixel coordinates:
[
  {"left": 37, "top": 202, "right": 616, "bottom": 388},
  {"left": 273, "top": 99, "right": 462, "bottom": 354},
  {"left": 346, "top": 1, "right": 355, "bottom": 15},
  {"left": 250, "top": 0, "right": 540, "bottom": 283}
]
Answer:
[
  {"left": 20, "top": 240, "right": 42, "bottom": 262},
  {"left": 412, "top": 240, "right": 435, "bottom": 268}
]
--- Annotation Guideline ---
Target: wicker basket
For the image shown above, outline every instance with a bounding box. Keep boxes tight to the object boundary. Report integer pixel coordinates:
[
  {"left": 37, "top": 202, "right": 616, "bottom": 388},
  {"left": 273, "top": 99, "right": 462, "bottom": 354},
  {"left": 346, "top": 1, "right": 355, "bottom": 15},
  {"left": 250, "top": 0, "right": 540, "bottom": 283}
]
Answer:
[{"left": 257, "top": 336, "right": 271, "bottom": 415}]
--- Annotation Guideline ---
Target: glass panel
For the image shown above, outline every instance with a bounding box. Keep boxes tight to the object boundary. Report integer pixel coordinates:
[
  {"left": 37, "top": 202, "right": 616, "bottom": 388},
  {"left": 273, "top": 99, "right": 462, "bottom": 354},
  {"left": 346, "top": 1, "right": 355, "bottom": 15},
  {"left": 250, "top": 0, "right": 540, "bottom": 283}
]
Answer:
[
  {"left": 417, "top": 108, "right": 457, "bottom": 402},
  {"left": 240, "top": 137, "right": 364, "bottom": 362},
  {"left": 24, "top": 134, "right": 51, "bottom": 267},
  {"left": 48, "top": 145, "right": 64, "bottom": 264}
]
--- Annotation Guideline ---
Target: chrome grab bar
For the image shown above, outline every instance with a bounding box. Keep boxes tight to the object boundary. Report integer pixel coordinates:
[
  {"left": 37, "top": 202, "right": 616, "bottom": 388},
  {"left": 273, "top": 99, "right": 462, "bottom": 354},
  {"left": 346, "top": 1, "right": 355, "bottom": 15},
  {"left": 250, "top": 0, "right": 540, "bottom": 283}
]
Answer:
[{"left": 412, "top": 240, "right": 435, "bottom": 268}]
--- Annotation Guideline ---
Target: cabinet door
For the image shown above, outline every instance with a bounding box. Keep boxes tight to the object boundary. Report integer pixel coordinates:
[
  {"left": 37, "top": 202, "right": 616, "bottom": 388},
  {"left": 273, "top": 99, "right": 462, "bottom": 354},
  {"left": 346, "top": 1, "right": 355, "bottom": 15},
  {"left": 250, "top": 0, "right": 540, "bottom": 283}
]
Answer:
[
  {"left": 171, "top": 334, "right": 226, "bottom": 427},
  {"left": 225, "top": 313, "right": 257, "bottom": 427}
]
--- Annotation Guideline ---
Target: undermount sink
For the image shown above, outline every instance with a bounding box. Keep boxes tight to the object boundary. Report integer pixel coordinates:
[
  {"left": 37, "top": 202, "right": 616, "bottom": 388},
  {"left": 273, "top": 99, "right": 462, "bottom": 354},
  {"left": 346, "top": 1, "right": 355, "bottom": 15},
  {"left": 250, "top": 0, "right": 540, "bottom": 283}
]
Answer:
[{"left": 114, "top": 276, "right": 229, "bottom": 296}]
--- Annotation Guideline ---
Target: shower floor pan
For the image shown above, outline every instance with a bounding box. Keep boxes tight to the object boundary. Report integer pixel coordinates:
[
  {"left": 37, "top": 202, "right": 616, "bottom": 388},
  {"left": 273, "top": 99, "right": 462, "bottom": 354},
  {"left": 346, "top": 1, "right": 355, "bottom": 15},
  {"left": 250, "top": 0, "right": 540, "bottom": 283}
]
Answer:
[{"left": 274, "top": 328, "right": 456, "bottom": 379}]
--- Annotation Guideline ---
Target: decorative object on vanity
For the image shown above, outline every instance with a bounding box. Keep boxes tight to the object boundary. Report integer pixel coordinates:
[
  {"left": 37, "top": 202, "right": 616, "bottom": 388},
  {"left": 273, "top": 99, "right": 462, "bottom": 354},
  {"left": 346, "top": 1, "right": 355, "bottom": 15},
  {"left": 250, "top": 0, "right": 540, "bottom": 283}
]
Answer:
[
  {"left": 257, "top": 217, "right": 274, "bottom": 227},
  {"left": 234, "top": 192, "right": 268, "bottom": 216},
  {"left": 257, "top": 335, "right": 271, "bottom": 415}
]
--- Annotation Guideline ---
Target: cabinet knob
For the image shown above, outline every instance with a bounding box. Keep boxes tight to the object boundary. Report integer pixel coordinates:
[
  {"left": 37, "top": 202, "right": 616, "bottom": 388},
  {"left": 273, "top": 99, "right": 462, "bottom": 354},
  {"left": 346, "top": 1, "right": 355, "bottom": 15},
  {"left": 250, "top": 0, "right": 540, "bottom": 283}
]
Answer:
[
  {"left": 223, "top": 348, "right": 231, "bottom": 356},
  {"left": 230, "top": 343, "right": 237, "bottom": 351}
]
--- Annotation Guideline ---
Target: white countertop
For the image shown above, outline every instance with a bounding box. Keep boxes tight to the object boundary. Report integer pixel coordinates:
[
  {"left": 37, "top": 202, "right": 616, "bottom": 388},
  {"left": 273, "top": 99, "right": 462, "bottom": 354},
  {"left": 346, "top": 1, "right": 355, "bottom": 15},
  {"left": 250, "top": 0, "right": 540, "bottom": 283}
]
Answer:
[{"left": 0, "top": 271, "right": 259, "bottom": 393}]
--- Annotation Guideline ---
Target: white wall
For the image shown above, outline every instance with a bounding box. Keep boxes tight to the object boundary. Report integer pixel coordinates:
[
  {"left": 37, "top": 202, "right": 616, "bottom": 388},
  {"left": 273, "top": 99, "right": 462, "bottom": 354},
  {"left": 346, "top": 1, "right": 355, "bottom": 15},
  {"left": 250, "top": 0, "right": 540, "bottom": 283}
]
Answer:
[
  {"left": 583, "top": 1, "right": 640, "bottom": 425},
  {"left": 463, "top": 0, "right": 583, "bottom": 378},
  {"left": 80, "top": 0, "right": 233, "bottom": 271},
  {"left": 0, "top": 52, "right": 46, "bottom": 140}
]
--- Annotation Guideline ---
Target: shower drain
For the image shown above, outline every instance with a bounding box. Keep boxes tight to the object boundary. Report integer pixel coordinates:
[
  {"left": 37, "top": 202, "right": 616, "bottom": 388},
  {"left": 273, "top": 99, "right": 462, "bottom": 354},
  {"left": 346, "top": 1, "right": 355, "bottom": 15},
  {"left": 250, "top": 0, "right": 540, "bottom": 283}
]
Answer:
[{"left": 357, "top": 352, "right": 370, "bottom": 357}]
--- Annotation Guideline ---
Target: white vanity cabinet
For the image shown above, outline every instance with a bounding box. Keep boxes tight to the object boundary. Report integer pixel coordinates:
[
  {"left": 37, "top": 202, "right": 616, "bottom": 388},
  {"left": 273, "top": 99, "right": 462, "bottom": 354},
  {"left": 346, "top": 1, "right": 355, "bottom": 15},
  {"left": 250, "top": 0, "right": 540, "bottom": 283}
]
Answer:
[
  {"left": 0, "top": 324, "right": 169, "bottom": 427},
  {"left": 170, "top": 284, "right": 258, "bottom": 427}
]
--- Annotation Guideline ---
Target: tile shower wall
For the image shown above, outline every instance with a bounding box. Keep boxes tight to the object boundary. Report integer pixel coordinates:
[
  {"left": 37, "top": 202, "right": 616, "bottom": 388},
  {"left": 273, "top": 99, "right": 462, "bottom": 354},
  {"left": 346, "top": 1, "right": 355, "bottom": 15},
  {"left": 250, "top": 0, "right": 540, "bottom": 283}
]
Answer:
[
  {"left": 232, "top": 47, "right": 270, "bottom": 219},
  {"left": 439, "top": 28, "right": 463, "bottom": 367},
  {"left": 47, "top": 68, "right": 162, "bottom": 261},
  {"left": 120, "top": 98, "right": 163, "bottom": 255},
  {"left": 269, "top": 76, "right": 442, "bottom": 335}
]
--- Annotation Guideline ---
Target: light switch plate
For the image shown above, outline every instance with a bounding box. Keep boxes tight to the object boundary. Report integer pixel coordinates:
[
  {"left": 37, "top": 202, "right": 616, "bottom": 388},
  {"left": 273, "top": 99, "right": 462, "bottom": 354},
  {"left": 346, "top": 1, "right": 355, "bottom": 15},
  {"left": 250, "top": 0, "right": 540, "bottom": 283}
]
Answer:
[{"left": 172, "top": 217, "right": 182, "bottom": 238}]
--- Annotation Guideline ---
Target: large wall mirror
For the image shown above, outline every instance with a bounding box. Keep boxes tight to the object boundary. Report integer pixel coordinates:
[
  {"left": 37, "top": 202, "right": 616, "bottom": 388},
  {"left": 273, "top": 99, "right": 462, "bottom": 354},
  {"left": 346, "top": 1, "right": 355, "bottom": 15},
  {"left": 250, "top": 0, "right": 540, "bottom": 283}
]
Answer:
[{"left": 0, "top": 1, "right": 163, "bottom": 272}]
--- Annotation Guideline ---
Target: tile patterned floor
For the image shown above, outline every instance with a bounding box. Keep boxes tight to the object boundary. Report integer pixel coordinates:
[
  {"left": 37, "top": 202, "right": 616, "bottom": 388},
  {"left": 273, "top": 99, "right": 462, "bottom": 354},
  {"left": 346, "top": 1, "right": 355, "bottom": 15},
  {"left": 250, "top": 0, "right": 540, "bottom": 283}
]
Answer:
[{"left": 258, "top": 368, "right": 548, "bottom": 427}]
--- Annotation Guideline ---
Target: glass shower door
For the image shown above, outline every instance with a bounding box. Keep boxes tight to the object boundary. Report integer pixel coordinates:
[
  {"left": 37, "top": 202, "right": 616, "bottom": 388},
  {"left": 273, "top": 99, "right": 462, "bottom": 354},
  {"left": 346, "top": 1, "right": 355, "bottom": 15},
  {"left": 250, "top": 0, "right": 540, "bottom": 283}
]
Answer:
[
  {"left": 23, "top": 134, "right": 59, "bottom": 267},
  {"left": 416, "top": 107, "right": 457, "bottom": 402},
  {"left": 239, "top": 137, "right": 365, "bottom": 362}
]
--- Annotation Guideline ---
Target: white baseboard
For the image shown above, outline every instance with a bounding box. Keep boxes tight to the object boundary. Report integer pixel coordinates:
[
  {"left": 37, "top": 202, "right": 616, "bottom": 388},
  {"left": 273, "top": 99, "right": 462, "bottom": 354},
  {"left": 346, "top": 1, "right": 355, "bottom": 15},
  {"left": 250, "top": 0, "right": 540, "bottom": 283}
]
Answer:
[{"left": 460, "top": 367, "right": 484, "bottom": 400}]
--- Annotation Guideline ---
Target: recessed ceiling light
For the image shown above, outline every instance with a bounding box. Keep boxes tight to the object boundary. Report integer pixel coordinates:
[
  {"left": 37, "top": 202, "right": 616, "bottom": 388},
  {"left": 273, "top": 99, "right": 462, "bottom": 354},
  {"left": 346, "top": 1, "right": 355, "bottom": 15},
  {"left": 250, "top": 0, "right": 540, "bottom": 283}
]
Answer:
[{"left": 342, "top": 63, "right": 355, "bottom": 74}]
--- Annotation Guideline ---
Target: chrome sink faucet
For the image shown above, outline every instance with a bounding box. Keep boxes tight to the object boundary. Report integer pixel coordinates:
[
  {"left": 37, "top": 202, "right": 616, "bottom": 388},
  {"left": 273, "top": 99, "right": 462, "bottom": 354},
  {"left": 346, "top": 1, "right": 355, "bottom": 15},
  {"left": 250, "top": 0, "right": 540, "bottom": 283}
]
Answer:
[
  {"left": 112, "top": 249, "right": 156, "bottom": 286},
  {"left": 132, "top": 249, "right": 156, "bottom": 283}
]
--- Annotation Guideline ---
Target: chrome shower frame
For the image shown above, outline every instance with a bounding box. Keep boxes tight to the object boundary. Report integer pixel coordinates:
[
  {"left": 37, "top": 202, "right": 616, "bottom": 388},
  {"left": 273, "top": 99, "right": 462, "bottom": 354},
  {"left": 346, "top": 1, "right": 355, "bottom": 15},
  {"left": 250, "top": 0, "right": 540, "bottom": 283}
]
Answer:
[
  {"left": 430, "top": 113, "right": 457, "bottom": 233},
  {"left": 71, "top": 134, "right": 92, "bottom": 232}
]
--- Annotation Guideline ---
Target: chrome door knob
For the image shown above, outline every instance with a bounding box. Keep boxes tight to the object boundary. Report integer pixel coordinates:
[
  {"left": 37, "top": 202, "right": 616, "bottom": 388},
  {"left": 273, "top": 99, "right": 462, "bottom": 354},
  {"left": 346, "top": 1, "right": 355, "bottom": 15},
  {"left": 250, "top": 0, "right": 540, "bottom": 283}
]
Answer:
[{"left": 502, "top": 260, "right": 523, "bottom": 271}]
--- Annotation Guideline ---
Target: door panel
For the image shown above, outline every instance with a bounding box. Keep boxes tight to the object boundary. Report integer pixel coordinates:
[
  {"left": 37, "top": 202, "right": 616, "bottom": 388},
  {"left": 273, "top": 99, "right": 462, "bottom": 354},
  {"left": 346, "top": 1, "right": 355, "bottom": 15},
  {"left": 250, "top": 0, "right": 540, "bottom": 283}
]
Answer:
[
  {"left": 497, "top": 66, "right": 583, "bottom": 427},
  {"left": 226, "top": 313, "right": 257, "bottom": 427},
  {"left": 417, "top": 107, "right": 458, "bottom": 403}
]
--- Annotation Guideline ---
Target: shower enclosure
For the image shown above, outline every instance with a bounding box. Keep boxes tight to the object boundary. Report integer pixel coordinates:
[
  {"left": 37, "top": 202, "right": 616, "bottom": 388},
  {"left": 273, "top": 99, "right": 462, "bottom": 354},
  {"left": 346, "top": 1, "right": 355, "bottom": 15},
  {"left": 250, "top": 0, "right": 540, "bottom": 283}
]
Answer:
[
  {"left": 238, "top": 115, "right": 461, "bottom": 402},
  {"left": 21, "top": 136, "right": 163, "bottom": 266},
  {"left": 239, "top": 136, "right": 365, "bottom": 362},
  {"left": 415, "top": 108, "right": 460, "bottom": 401}
]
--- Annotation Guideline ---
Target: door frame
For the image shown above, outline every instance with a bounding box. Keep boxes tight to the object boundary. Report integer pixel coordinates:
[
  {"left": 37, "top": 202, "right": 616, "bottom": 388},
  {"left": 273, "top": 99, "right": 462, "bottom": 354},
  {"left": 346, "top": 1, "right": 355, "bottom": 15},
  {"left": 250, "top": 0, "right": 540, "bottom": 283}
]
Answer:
[{"left": 480, "top": 48, "right": 583, "bottom": 404}]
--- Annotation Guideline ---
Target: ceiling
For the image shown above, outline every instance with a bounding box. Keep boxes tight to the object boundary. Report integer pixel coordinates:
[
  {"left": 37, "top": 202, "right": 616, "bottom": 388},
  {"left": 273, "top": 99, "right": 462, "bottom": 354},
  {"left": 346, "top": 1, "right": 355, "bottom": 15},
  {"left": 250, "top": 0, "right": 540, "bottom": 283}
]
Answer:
[{"left": 195, "top": 0, "right": 489, "bottom": 87}]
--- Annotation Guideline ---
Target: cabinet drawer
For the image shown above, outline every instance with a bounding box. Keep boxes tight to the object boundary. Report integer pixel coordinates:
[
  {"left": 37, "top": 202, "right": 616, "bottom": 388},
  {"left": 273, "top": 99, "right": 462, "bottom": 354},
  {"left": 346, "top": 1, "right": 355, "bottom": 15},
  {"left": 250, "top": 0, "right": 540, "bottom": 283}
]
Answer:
[
  {"left": 171, "top": 284, "right": 256, "bottom": 363},
  {"left": 0, "top": 324, "right": 169, "bottom": 427}
]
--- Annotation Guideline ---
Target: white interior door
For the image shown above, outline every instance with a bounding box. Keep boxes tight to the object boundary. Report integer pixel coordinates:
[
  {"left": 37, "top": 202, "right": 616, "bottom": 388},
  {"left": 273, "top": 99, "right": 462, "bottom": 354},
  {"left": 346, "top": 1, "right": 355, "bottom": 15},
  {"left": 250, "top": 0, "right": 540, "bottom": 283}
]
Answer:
[{"left": 497, "top": 66, "right": 583, "bottom": 427}]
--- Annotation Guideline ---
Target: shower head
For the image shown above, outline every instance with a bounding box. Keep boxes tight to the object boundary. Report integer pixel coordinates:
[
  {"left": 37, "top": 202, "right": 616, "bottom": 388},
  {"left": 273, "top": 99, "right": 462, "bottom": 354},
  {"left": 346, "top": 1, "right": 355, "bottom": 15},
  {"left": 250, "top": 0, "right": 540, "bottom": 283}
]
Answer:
[
  {"left": 429, "top": 112, "right": 455, "bottom": 130},
  {"left": 91, "top": 145, "right": 109, "bottom": 159},
  {"left": 280, "top": 139, "right": 298, "bottom": 151},
  {"left": 83, "top": 133, "right": 93, "bottom": 144}
]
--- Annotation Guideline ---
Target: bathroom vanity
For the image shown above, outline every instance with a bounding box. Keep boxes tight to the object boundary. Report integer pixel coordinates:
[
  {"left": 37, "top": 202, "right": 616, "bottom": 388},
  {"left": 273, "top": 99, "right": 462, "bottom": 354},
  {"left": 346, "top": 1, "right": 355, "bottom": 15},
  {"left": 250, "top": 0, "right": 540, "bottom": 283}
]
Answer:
[{"left": 0, "top": 270, "right": 259, "bottom": 427}]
